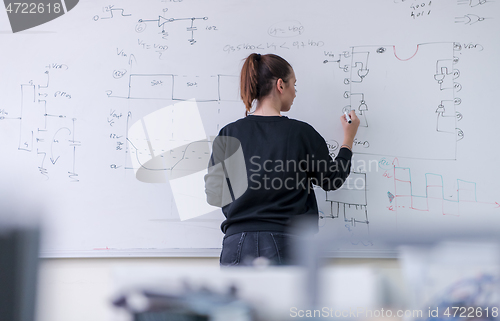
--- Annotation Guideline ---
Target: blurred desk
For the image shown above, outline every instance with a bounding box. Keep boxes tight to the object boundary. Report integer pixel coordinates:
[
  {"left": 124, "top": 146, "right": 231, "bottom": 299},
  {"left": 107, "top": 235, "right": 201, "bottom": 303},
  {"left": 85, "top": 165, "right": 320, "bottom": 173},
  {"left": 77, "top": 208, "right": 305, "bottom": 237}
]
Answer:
[{"left": 110, "top": 264, "right": 397, "bottom": 321}]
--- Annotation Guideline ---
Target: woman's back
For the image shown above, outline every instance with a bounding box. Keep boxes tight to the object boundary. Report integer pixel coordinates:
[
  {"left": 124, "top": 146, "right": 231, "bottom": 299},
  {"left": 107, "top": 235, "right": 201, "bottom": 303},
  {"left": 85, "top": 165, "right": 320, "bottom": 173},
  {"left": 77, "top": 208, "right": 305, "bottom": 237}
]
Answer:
[{"left": 206, "top": 53, "right": 359, "bottom": 266}]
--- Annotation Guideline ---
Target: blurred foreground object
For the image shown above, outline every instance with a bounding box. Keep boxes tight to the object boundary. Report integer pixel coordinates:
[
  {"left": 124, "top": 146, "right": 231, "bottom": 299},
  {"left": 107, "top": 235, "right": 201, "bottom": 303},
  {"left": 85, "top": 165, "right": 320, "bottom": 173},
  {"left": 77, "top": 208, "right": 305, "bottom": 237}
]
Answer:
[
  {"left": 113, "top": 283, "right": 255, "bottom": 321},
  {"left": 399, "top": 241, "right": 500, "bottom": 321},
  {"left": 0, "top": 219, "right": 40, "bottom": 321}
]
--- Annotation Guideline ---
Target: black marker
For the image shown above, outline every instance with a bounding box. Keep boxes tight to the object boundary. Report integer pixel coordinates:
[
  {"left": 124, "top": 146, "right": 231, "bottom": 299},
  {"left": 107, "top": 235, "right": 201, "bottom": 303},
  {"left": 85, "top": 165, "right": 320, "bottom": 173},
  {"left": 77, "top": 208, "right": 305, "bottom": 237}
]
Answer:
[{"left": 344, "top": 111, "right": 352, "bottom": 124}]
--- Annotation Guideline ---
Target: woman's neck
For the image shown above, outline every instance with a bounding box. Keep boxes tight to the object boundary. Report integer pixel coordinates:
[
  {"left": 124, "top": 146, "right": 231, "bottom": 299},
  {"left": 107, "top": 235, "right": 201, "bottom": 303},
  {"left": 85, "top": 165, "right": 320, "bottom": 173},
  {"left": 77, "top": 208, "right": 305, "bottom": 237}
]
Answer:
[{"left": 252, "top": 96, "right": 281, "bottom": 116}]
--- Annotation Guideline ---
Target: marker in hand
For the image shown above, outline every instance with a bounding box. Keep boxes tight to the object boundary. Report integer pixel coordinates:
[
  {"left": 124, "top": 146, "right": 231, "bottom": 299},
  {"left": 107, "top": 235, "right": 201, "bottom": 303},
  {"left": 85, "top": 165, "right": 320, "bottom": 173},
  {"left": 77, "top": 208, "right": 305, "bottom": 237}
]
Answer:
[{"left": 344, "top": 111, "right": 352, "bottom": 124}]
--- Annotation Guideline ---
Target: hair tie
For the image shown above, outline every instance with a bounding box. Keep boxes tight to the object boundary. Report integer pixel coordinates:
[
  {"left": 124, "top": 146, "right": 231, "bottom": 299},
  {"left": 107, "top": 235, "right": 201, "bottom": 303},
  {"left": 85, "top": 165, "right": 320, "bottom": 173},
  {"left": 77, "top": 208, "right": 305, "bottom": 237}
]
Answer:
[{"left": 255, "top": 53, "right": 261, "bottom": 62}]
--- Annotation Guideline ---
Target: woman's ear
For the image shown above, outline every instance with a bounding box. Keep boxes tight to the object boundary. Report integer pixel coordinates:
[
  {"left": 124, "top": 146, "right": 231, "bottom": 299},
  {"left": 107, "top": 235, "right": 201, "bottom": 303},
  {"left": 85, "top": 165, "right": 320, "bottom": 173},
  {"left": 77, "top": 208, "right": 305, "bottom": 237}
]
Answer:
[{"left": 276, "top": 78, "right": 284, "bottom": 93}]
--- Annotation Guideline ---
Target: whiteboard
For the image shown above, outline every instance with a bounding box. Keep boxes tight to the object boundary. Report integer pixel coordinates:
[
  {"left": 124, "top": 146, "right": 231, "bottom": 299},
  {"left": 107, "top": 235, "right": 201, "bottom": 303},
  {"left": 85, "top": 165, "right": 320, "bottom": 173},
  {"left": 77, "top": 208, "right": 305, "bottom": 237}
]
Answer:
[{"left": 0, "top": 0, "right": 498, "bottom": 258}]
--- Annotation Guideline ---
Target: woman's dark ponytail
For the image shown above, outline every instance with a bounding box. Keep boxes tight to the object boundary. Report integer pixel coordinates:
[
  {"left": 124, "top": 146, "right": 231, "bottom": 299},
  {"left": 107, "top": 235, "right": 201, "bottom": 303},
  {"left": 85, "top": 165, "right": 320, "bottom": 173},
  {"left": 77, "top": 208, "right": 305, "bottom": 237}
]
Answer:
[{"left": 240, "top": 53, "right": 261, "bottom": 116}]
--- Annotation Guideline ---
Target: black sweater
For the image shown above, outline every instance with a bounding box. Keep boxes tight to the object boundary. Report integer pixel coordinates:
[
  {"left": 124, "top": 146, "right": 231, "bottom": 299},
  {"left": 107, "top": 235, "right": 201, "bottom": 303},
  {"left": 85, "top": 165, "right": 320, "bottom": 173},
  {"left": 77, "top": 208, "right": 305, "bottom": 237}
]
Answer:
[{"left": 205, "top": 115, "right": 352, "bottom": 236}]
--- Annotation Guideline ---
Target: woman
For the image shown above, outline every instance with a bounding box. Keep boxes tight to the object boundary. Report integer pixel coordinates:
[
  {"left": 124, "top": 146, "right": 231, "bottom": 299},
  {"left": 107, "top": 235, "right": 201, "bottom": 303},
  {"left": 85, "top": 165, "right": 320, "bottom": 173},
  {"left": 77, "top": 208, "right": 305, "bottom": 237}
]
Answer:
[{"left": 205, "top": 53, "right": 360, "bottom": 266}]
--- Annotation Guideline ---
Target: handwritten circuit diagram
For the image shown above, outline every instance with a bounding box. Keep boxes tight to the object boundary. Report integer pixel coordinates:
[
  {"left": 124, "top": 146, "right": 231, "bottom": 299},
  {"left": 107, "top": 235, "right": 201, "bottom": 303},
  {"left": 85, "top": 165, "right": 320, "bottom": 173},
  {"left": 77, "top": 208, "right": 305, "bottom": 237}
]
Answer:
[
  {"left": 2, "top": 64, "right": 81, "bottom": 182},
  {"left": 103, "top": 39, "right": 245, "bottom": 183},
  {"left": 326, "top": 42, "right": 463, "bottom": 160},
  {"left": 107, "top": 73, "right": 239, "bottom": 102},
  {"left": 456, "top": 0, "right": 495, "bottom": 25},
  {"left": 318, "top": 141, "right": 371, "bottom": 245},
  {"left": 92, "top": 4, "right": 132, "bottom": 21},
  {"left": 386, "top": 158, "right": 500, "bottom": 216},
  {"left": 319, "top": 36, "right": 498, "bottom": 246},
  {"left": 106, "top": 70, "right": 240, "bottom": 177},
  {"left": 137, "top": 9, "right": 209, "bottom": 45},
  {"left": 319, "top": 171, "right": 372, "bottom": 246}
]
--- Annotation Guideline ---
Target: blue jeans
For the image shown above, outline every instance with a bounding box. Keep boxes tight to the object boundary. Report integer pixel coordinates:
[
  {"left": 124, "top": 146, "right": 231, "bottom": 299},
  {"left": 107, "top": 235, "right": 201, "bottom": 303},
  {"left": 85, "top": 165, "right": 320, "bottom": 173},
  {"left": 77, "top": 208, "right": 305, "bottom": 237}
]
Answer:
[{"left": 219, "top": 231, "right": 297, "bottom": 266}]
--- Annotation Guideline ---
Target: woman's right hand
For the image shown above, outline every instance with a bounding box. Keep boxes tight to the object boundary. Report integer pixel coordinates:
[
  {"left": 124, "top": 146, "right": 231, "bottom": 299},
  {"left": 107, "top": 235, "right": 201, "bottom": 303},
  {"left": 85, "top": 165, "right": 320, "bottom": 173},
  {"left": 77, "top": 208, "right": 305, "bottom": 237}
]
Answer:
[{"left": 340, "top": 110, "right": 360, "bottom": 150}]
